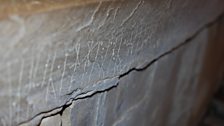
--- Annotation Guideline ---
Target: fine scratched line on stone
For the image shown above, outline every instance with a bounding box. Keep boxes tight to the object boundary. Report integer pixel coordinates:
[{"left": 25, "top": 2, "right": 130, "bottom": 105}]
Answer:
[
  {"left": 95, "top": 92, "right": 107, "bottom": 126},
  {"left": 28, "top": 48, "right": 35, "bottom": 91},
  {"left": 76, "top": 1, "right": 102, "bottom": 32},
  {"left": 88, "top": 41, "right": 102, "bottom": 83},
  {"left": 17, "top": 59, "right": 24, "bottom": 123},
  {"left": 69, "top": 42, "right": 81, "bottom": 69},
  {"left": 46, "top": 51, "right": 57, "bottom": 102},
  {"left": 69, "top": 43, "right": 81, "bottom": 92},
  {"left": 112, "top": 62, "right": 157, "bottom": 126},
  {"left": 41, "top": 54, "right": 49, "bottom": 88},
  {"left": 98, "top": 62, "right": 106, "bottom": 79},
  {"left": 113, "top": 0, "right": 124, "bottom": 22},
  {"left": 94, "top": 93, "right": 102, "bottom": 126},
  {"left": 7, "top": 63, "right": 12, "bottom": 126},
  {"left": 33, "top": 46, "right": 44, "bottom": 82},
  {"left": 97, "top": 2, "right": 114, "bottom": 30},
  {"left": 112, "top": 91, "right": 148, "bottom": 126},
  {"left": 113, "top": 5, "right": 120, "bottom": 22},
  {"left": 120, "top": 0, "right": 143, "bottom": 26},
  {"left": 101, "top": 43, "right": 110, "bottom": 68},
  {"left": 59, "top": 52, "right": 69, "bottom": 95},
  {"left": 83, "top": 40, "right": 99, "bottom": 66},
  {"left": 50, "top": 51, "right": 57, "bottom": 99}
]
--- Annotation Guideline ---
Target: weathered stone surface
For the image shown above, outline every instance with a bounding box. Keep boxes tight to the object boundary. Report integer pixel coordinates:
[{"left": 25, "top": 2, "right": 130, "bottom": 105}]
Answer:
[
  {"left": 0, "top": 0, "right": 223, "bottom": 125},
  {"left": 66, "top": 20, "right": 224, "bottom": 126},
  {"left": 61, "top": 106, "right": 72, "bottom": 126},
  {"left": 39, "top": 114, "right": 61, "bottom": 126},
  {"left": 40, "top": 16, "right": 224, "bottom": 126},
  {"left": 0, "top": 0, "right": 110, "bottom": 19}
]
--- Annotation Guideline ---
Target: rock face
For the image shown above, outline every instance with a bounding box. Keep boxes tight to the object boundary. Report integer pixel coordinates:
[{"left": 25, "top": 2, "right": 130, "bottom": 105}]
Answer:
[{"left": 0, "top": 0, "right": 223, "bottom": 126}]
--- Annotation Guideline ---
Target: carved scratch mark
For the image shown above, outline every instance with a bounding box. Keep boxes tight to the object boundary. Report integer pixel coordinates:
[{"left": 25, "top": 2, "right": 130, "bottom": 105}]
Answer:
[
  {"left": 69, "top": 43, "right": 81, "bottom": 92},
  {"left": 28, "top": 49, "right": 35, "bottom": 92},
  {"left": 17, "top": 59, "right": 24, "bottom": 123},
  {"left": 70, "top": 42, "right": 81, "bottom": 70},
  {"left": 112, "top": 95, "right": 147, "bottom": 126},
  {"left": 113, "top": 38, "right": 122, "bottom": 74},
  {"left": 98, "top": 3, "right": 114, "bottom": 30},
  {"left": 113, "top": 0, "right": 124, "bottom": 22},
  {"left": 95, "top": 92, "right": 107, "bottom": 126},
  {"left": 83, "top": 41, "right": 99, "bottom": 66},
  {"left": 98, "top": 62, "right": 106, "bottom": 78},
  {"left": 113, "top": 6, "right": 120, "bottom": 22},
  {"left": 46, "top": 51, "right": 57, "bottom": 102},
  {"left": 41, "top": 53, "right": 50, "bottom": 87},
  {"left": 59, "top": 53, "right": 69, "bottom": 94},
  {"left": 7, "top": 63, "right": 12, "bottom": 126},
  {"left": 120, "top": 0, "right": 143, "bottom": 26},
  {"left": 95, "top": 94, "right": 101, "bottom": 126},
  {"left": 112, "top": 63, "right": 157, "bottom": 126},
  {"left": 80, "top": 60, "right": 87, "bottom": 86},
  {"left": 76, "top": 2, "right": 102, "bottom": 32},
  {"left": 95, "top": 41, "right": 102, "bottom": 61},
  {"left": 117, "top": 38, "right": 122, "bottom": 64},
  {"left": 33, "top": 46, "right": 44, "bottom": 82},
  {"left": 88, "top": 41, "right": 102, "bottom": 83}
]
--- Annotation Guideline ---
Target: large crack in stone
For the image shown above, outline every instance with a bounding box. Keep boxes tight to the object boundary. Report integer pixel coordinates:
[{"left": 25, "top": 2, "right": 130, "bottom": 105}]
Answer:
[{"left": 18, "top": 12, "right": 224, "bottom": 126}]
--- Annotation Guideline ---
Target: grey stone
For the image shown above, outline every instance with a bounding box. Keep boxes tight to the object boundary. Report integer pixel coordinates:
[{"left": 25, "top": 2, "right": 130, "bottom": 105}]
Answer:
[
  {"left": 40, "top": 114, "right": 61, "bottom": 126},
  {"left": 0, "top": 0, "right": 223, "bottom": 125}
]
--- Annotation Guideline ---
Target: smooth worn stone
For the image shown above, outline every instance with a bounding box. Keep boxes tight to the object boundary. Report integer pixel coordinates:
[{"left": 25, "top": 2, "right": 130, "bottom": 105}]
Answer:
[{"left": 0, "top": 0, "right": 223, "bottom": 125}]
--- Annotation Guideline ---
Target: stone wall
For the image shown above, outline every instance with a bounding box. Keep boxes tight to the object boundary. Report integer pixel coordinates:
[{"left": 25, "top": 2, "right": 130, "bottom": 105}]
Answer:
[{"left": 0, "top": 0, "right": 223, "bottom": 126}]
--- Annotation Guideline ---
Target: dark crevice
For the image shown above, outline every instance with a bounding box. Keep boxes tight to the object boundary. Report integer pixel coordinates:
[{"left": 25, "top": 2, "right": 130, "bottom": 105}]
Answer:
[
  {"left": 19, "top": 12, "right": 224, "bottom": 126},
  {"left": 59, "top": 104, "right": 71, "bottom": 116},
  {"left": 36, "top": 109, "right": 63, "bottom": 126}
]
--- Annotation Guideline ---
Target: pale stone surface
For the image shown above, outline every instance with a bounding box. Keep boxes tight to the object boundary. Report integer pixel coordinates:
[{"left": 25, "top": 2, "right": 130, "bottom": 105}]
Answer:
[
  {"left": 39, "top": 17, "right": 224, "bottom": 126},
  {"left": 68, "top": 22, "right": 224, "bottom": 126},
  {"left": 61, "top": 106, "right": 72, "bottom": 126},
  {"left": 40, "top": 114, "right": 61, "bottom": 126},
  {"left": 0, "top": 0, "right": 223, "bottom": 125}
]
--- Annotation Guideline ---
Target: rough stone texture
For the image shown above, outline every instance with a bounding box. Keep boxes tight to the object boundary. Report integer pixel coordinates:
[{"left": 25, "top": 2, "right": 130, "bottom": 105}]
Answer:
[
  {"left": 0, "top": 0, "right": 223, "bottom": 126},
  {"left": 39, "top": 114, "right": 61, "bottom": 126},
  {"left": 46, "top": 18, "right": 224, "bottom": 126}
]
